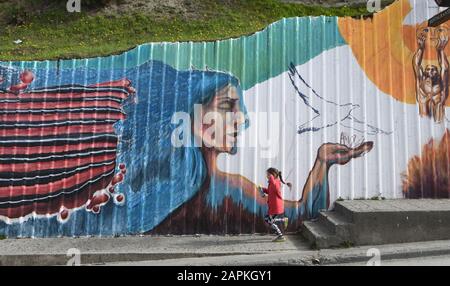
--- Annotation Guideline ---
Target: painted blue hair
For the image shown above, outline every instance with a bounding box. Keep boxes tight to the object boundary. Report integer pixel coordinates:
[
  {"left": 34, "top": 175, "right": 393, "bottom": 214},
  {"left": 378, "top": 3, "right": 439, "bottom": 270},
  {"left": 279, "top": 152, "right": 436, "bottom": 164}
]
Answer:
[{"left": 116, "top": 60, "right": 247, "bottom": 233}]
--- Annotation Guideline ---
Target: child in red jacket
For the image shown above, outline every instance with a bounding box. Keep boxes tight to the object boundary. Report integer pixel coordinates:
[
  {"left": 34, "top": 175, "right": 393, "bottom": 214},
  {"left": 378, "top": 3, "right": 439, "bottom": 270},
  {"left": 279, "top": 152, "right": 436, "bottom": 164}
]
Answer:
[{"left": 259, "top": 167, "right": 292, "bottom": 242}]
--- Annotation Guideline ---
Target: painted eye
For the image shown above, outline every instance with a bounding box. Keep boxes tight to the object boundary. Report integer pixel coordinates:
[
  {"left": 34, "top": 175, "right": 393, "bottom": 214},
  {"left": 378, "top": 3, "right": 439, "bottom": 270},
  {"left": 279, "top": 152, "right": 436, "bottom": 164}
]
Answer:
[{"left": 218, "top": 101, "right": 234, "bottom": 110}]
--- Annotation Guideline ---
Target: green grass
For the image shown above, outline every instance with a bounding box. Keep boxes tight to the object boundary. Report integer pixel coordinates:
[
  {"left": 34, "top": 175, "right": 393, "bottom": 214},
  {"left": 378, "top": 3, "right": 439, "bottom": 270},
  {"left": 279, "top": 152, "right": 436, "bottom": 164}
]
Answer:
[
  {"left": 0, "top": 0, "right": 372, "bottom": 61},
  {"left": 337, "top": 240, "right": 355, "bottom": 248}
]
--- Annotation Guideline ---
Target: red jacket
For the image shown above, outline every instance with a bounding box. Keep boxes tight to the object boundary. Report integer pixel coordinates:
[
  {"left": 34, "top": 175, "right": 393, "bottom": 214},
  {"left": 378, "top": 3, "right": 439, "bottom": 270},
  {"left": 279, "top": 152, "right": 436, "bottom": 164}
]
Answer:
[{"left": 262, "top": 175, "right": 284, "bottom": 215}]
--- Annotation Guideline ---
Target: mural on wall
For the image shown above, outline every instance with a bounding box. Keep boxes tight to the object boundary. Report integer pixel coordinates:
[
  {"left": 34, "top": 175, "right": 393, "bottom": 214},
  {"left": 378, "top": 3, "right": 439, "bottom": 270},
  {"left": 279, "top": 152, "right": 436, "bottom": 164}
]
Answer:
[
  {"left": 0, "top": 0, "right": 448, "bottom": 237},
  {"left": 0, "top": 61, "right": 374, "bottom": 235},
  {"left": 0, "top": 70, "right": 134, "bottom": 222},
  {"left": 403, "top": 129, "right": 450, "bottom": 199},
  {"left": 414, "top": 27, "right": 449, "bottom": 122}
]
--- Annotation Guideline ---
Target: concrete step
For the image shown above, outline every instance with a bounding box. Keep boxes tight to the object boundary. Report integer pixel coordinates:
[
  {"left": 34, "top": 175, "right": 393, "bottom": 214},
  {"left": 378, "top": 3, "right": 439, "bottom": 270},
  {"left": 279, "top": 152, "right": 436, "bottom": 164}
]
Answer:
[
  {"left": 330, "top": 199, "right": 450, "bottom": 246},
  {"left": 302, "top": 199, "right": 450, "bottom": 249},
  {"left": 318, "top": 211, "right": 352, "bottom": 240},
  {"left": 300, "top": 220, "right": 344, "bottom": 249},
  {"left": 333, "top": 201, "right": 355, "bottom": 222}
]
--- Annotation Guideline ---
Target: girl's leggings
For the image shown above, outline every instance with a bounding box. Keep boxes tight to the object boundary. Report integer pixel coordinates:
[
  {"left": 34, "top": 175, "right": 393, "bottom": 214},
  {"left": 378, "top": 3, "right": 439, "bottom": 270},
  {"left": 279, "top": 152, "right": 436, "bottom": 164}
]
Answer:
[{"left": 264, "top": 214, "right": 285, "bottom": 236}]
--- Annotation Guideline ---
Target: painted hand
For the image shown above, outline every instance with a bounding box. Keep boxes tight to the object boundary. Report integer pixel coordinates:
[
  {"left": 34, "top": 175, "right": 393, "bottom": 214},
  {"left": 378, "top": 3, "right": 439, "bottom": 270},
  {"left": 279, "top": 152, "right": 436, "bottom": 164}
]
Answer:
[
  {"left": 317, "top": 142, "right": 374, "bottom": 167},
  {"left": 258, "top": 186, "right": 267, "bottom": 198},
  {"left": 436, "top": 33, "right": 449, "bottom": 51},
  {"left": 417, "top": 29, "right": 427, "bottom": 50}
]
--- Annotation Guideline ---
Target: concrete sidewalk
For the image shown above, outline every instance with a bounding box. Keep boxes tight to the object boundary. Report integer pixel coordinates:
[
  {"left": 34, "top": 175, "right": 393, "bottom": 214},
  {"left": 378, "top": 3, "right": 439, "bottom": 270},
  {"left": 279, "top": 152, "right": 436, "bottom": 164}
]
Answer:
[
  {"left": 1, "top": 234, "right": 450, "bottom": 266},
  {"left": 0, "top": 234, "right": 309, "bottom": 266},
  {"left": 100, "top": 239, "right": 450, "bottom": 266}
]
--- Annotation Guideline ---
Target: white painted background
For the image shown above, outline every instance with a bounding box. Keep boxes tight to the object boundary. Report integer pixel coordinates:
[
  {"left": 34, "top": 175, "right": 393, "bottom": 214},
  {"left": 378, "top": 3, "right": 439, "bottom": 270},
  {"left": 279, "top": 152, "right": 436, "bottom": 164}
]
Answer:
[{"left": 218, "top": 0, "right": 448, "bottom": 206}]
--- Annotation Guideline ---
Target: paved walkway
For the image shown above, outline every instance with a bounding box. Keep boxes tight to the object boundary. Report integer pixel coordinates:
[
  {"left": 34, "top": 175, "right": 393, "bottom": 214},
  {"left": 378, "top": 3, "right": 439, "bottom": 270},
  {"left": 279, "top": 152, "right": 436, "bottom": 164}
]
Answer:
[
  {"left": 332, "top": 255, "right": 450, "bottom": 266},
  {"left": 0, "top": 234, "right": 310, "bottom": 265},
  {"left": 1, "top": 233, "right": 450, "bottom": 266},
  {"left": 102, "top": 239, "right": 450, "bottom": 266},
  {"left": 0, "top": 234, "right": 309, "bottom": 256}
]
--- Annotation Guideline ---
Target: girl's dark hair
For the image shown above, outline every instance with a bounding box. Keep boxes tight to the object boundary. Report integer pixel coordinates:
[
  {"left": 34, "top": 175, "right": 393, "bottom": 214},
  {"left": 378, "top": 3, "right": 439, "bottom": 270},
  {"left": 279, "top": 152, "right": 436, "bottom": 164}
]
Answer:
[{"left": 266, "top": 168, "right": 292, "bottom": 188}]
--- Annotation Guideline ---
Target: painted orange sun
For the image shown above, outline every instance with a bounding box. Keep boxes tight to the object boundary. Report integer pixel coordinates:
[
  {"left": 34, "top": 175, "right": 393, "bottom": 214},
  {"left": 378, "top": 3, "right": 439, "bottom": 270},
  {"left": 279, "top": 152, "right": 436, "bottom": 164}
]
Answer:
[{"left": 338, "top": 0, "right": 450, "bottom": 105}]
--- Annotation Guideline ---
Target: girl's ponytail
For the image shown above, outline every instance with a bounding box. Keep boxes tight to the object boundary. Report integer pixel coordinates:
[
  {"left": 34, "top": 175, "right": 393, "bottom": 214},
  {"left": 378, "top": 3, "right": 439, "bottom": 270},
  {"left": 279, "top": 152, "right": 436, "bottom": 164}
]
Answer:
[
  {"left": 278, "top": 171, "right": 292, "bottom": 189},
  {"left": 267, "top": 168, "right": 292, "bottom": 189}
]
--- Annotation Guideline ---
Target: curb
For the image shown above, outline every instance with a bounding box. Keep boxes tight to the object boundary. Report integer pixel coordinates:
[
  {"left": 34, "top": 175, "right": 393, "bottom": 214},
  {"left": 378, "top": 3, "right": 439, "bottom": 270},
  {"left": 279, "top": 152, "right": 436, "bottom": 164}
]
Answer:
[
  {"left": 2, "top": 239, "right": 450, "bottom": 266},
  {"left": 0, "top": 252, "right": 262, "bottom": 266},
  {"left": 318, "top": 246, "right": 450, "bottom": 266},
  {"left": 301, "top": 240, "right": 450, "bottom": 266}
]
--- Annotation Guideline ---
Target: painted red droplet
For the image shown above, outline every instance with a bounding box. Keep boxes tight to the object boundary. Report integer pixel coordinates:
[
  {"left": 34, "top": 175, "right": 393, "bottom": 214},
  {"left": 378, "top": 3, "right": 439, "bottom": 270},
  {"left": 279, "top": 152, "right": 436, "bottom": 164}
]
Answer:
[
  {"left": 89, "top": 199, "right": 98, "bottom": 207},
  {"left": 98, "top": 193, "right": 110, "bottom": 205},
  {"left": 121, "top": 168, "right": 127, "bottom": 175},
  {"left": 20, "top": 70, "right": 34, "bottom": 84},
  {"left": 112, "top": 173, "right": 124, "bottom": 185},
  {"left": 92, "top": 205, "right": 100, "bottom": 213},
  {"left": 60, "top": 208, "right": 69, "bottom": 220},
  {"left": 87, "top": 193, "right": 109, "bottom": 210},
  {"left": 126, "top": 86, "right": 136, "bottom": 94},
  {"left": 119, "top": 163, "right": 126, "bottom": 170},
  {"left": 116, "top": 194, "right": 124, "bottom": 202},
  {"left": 9, "top": 83, "right": 28, "bottom": 92},
  {"left": 109, "top": 187, "right": 115, "bottom": 193}
]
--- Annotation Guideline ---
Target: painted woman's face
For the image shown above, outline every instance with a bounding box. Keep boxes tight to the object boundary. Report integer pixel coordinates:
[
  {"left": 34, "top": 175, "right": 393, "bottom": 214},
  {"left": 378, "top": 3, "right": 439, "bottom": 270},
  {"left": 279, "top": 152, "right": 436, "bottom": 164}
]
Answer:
[{"left": 194, "top": 85, "right": 246, "bottom": 153}]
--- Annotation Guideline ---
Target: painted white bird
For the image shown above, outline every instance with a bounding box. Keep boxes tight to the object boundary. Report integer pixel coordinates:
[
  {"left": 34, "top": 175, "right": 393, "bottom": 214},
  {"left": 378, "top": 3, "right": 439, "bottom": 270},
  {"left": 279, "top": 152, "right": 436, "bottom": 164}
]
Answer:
[{"left": 288, "top": 63, "right": 391, "bottom": 136}]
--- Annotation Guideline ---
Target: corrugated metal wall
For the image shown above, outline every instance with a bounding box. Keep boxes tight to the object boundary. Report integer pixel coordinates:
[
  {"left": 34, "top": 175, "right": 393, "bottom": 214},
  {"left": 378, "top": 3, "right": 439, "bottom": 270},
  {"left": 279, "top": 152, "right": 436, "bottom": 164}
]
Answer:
[{"left": 0, "top": 0, "right": 448, "bottom": 237}]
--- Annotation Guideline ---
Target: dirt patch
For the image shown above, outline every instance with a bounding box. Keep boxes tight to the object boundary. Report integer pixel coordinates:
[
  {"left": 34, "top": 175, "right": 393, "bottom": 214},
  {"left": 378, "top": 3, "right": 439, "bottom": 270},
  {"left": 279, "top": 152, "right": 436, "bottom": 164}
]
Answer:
[
  {"left": 100, "top": 0, "right": 198, "bottom": 19},
  {"left": 282, "top": 0, "right": 395, "bottom": 7}
]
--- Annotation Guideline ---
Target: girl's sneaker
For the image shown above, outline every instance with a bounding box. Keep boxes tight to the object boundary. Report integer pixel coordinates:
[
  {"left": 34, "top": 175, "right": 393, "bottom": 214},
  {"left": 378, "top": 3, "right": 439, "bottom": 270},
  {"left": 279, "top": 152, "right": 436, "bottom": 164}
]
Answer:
[
  {"left": 272, "top": 235, "right": 286, "bottom": 242},
  {"left": 284, "top": 217, "right": 289, "bottom": 230}
]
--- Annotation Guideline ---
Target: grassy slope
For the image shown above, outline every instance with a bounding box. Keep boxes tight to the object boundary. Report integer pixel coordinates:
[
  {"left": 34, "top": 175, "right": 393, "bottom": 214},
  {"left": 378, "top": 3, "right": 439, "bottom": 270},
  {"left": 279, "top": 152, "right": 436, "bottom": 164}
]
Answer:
[{"left": 0, "top": 0, "right": 373, "bottom": 61}]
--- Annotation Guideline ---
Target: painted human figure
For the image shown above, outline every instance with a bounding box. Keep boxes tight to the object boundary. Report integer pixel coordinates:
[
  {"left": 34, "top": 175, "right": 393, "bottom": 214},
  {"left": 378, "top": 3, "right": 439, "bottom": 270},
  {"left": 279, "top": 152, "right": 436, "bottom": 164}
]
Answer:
[
  {"left": 150, "top": 82, "right": 373, "bottom": 234},
  {"left": 114, "top": 60, "right": 375, "bottom": 235},
  {"left": 413, "top": 28, "right": 449, "bottom": 123}
]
